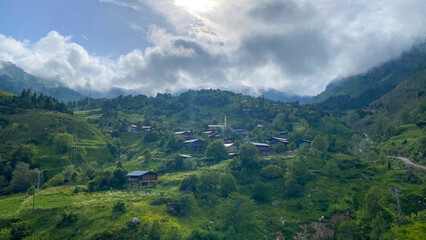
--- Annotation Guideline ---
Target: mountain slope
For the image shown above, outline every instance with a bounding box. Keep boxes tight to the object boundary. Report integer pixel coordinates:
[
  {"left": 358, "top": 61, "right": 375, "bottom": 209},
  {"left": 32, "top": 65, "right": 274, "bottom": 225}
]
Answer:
[
  {"left": 315, "top": 42, "right": 426, "bottom": 110},
  {"left": 0, "top": 91, "right": 116, "bottom": 181},
  {"left": 0, "top": 61, "right": 85, "bottom": 101}
]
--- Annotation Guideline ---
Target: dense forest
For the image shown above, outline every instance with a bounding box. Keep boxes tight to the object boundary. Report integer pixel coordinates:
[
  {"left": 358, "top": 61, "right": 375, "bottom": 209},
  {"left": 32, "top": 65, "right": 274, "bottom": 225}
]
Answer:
[{"left": 0, "top": 81, "right": 425, "bottom": 239}]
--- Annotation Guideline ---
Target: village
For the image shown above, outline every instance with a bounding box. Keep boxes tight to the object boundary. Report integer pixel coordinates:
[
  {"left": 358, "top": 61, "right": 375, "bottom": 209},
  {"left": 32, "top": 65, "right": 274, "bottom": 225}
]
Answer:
[{"left": 124, "top": 120, "right": 312, "bottom": 188}]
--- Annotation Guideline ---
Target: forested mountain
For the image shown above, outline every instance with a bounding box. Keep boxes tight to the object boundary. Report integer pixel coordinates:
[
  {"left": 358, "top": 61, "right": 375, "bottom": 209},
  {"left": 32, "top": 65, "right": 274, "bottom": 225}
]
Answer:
[
  {"left": 0, "top": 61, "right": 86, "bottom": 102},
  {"left": 315, "top": 42, "right": 426, "bottom": 110}
]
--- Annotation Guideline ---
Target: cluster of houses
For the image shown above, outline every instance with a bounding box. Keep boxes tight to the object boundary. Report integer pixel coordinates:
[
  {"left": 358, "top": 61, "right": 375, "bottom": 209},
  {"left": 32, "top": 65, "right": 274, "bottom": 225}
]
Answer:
[
  {"left": 250, "top": 138, "right": 312, "bottom": 154},
  {"left": 126, "top": 123, "right": 312, "bottom": 188}
]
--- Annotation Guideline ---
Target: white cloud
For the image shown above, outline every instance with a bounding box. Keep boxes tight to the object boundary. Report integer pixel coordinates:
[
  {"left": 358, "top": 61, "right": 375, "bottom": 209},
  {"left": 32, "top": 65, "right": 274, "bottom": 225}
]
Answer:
[{"left": 1, "top": 0, "right": 425, "bottom": 96}]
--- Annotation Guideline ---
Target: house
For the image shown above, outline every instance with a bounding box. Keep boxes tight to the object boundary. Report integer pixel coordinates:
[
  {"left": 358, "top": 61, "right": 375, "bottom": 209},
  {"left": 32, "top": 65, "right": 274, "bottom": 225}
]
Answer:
[
  {"left": 251, "top": 142, "right": 272, "bottom": 154},
  {"left": 127, "top": 171, "right": 158, "bottom": 187},
  {"left": 224, "top": 138, "right": 235, "bottom": 144},
  {"left": 208, "top": 125, "right": 225, "bottom": 131},
  {"left": 142, "top": 126, "right": 152, "bottom": 131},
  {"left": 224, "top": 143, "right": 238, "bottom": 152},
  {"left": 174, "top": 131, "right": 193, "bottom": 140},
  {"left": 296, "top": 139, "right": 312, "bottom": 147},
  {"left": 127, "top": 125, "right": 138, "bottom": 132},
  {"left": 229, "top": 152, "right": 238, "bottom": 158},
  {"left": 184, "top": 139, "right": 205, "bottom": 152},
  {"left": 268, "top": 137, "right": 289, "bottom": 146}
]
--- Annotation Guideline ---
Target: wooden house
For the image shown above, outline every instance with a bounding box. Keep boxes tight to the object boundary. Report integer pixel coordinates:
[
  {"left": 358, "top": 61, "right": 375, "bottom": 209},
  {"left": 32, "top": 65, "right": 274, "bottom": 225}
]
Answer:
[
  {"left": 127, "top": 125, "right": 138, "bottom": 132},
  {"left": 184, "top": 139, "right": 205, "bottom": 152},
  {"left": 268, "top": 137, "right": 289, "bottom": 146},
  {"left": 127, "top": 171, "right": 158, "bottom": 187},
  {"left": 174, "top": 131, "right": 193, "bottom": 140},
  {"left": 208, "top": 125, "right": 225, "bottom": 131},
  {"left": 224, "top": 143, "right": 238, "bottom": 152},
  {"left": 142, "top": 126, "right": 152, "bottom": 131},
  {"left": 251, "top": 142, "right": 272, "bottom": 154},
  {"left": 295, "top": 139, "right": 312, "bottom": 147}
]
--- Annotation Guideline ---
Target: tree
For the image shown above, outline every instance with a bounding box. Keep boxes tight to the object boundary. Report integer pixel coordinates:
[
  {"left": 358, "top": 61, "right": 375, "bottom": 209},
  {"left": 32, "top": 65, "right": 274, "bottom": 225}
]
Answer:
[
  {"left": 53, "top": 133, "right": 73, "bottom": 153},
  {"left": 220, "top": 173, "right": 238, "bottom": 197},
  {"left": 284, "top": 158, "right": 309, "bottom": 197},
  {"left": 252, "top": 181, "right": 268, "bottom": 202},
  {"left": 260, "top": 165, "right": 283, "bottom": 179},
  {"left": 239, "top": 144, "right": 259, "bottom": 168},
  {"left": 206, "top": 140, "right": 228, "bottom": 163},
  {"left": 218, "top": 193, "right": 258, "bottom": 235},
  {"left": 199, "top": 171, "right": 220, "bottom": 192},
  {"left": 311, "top": 135, "right": 328, "bottom": 152},
  {"left": 11, "top": 144, "right": 35, "bottom": 166},
  {"left": 180, "top": 175, "right": 198, "bottom": 193},
  {"left": 273, "top": 143, "right": 287, "bottom": 153},
  {"left": 10, "top": 162, "right": 36, "bottom": 192}
]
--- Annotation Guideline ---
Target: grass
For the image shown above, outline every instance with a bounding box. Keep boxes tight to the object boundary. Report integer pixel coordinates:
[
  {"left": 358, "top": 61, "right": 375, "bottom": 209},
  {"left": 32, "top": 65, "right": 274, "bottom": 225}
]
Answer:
[{"left": 0, "top": 194, "right": 26, "bottom": 217}]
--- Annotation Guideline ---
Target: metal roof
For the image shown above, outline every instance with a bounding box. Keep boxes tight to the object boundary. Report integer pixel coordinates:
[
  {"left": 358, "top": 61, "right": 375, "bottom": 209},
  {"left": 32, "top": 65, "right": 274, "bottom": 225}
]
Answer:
[
  {"left": 270, "top": 137, "right": 289, "bottom": 144},
  {"left": 251, "top": 142, "right": 270, "bottom": 147},
  {"left": 184, "top": 139, "right": 202, "bottom": 143},
  {"left": 126, "top": 171, "right": 152, "bottom": 177}
]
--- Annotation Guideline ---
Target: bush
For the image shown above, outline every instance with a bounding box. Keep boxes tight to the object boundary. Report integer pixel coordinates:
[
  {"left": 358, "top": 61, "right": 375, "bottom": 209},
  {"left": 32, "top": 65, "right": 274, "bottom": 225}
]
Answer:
[
  {"left": 260, "top": 165, "right": 283, "bottom": 179},
  {"left": 113, "top": 201, "right": 126, "bottom": 214}
]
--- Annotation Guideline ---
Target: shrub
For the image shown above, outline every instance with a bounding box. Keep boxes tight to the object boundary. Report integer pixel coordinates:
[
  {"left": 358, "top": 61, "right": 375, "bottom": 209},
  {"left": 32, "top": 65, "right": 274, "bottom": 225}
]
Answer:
[
  {"left": 113, "top": 201, "right": 126, "bottom": 214},
  {"left": 260, "top": 165, "right": 283, "bottom": 180}
]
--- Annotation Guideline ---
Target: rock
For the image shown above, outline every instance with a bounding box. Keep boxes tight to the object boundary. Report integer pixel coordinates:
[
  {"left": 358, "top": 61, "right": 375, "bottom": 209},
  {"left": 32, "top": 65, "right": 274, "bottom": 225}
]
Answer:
[
  {"left": 129, "top": 217, "right": 140, "bottom": 225},
  {"left": 111, "top": 215, "right": 116, "bottom": 220},
  {"left": 150, "top": 201, "right": 161, "bottom": 206},
  {"left": 272, "top": 200, "right": 280, "bottom": 206}
]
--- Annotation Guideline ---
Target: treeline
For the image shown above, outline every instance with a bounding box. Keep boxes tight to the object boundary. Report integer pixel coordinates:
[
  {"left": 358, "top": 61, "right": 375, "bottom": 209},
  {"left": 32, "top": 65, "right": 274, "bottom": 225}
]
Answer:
[{"left": 0, "top": 89, "right": 72, "bottom": 114}]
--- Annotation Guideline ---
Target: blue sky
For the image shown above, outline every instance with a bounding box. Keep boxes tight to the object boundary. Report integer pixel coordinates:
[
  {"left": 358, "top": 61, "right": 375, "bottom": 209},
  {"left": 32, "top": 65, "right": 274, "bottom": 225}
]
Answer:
[
  {"left": 0, "top": 0, "right": 168, "bottom": 57},
  {"left": 0, "top": 0, "right": 425, "bottom": 96}
]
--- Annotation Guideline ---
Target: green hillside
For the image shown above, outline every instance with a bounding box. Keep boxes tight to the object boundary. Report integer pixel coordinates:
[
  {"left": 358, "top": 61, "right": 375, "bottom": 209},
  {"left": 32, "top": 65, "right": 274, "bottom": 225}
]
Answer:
[
  {"left": 0, "top": 61, "right": 85, "bottom": 102},
  {"left": 0, "top": 89, "right": 424, "bottom": 239},
  {"left": 315, "top": 43, "right": 426, "bottom": 110},
  {"left": 0, "top": 90, "right": 116, "bottom": 195}
]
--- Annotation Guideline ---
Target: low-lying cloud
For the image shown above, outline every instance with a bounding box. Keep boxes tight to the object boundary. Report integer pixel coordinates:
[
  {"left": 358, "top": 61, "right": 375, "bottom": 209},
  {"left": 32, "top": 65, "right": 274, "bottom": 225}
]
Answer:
[{"left": 1, "top": 0, "right": 425, "bottom": 96}]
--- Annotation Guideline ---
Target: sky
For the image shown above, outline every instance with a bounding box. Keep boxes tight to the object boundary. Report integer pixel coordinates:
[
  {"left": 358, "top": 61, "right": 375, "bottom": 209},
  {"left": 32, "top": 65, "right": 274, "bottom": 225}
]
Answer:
[{"left": 0, "top": 0, "right": 425, "bottom": 96}]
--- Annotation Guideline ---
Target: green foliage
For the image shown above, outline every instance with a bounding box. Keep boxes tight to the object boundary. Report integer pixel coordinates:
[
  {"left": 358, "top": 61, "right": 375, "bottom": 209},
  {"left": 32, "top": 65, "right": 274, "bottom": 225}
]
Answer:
[
  {"left": 220, "top": 173, "right": 238, "bottom": 197},
  {"left": 199, "top": 171, "right": 220, "bottom": 192},
  {"left": 9, "top": 162, "right": 38, "bottom": 192},
  {"left": 285, "top": 157, "right": 309, "bottom": 197},
  {"left": 239, "top": 144, "right": 259, "bottom": 168},
  {"left": 180, "top": 174, "right": 198, "bottom": 193},
  {"left": 53, "top": 133, "right": 73, "bottom": 153},
  {"left": 260, "top": 165, "right": 283, "bottom": 180},
  {"left": 252, "top": 181, "right": 268, "bottom": 202},
  {"left": 44, "top": 173, "right": 64, "bottom": 187},
  {"left": 112, "top": 201, "right": 126, "bottom": 214},
  {"left": 206, "top": 140, "right": 228, "bottom": 163},
  {"left": 217, "top": 193, "right": 258, "bottom": 236},
  {"left": 311, "top": 135, "right": 328, "bottom": 152},
  {"left": 273, "top": 142, "right": 287, "bottom": 153}
]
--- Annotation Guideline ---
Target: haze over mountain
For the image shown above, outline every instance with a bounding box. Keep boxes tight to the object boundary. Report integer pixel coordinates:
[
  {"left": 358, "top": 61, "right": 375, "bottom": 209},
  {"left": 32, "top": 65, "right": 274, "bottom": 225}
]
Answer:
[
  {"left": 315, "top": 42, "right": 426, "bottom": 110},
  {"left": 0, "top": 61, "right": 85, "bottom": 101}
]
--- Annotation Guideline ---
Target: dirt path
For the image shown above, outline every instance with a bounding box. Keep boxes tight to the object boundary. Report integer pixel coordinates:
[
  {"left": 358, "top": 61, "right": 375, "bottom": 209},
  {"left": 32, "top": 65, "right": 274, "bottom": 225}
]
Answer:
[{"left": 387, "top": 156, "right": 426, "bottom": 170}]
